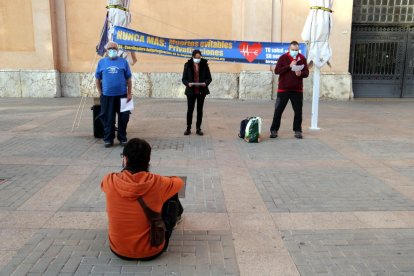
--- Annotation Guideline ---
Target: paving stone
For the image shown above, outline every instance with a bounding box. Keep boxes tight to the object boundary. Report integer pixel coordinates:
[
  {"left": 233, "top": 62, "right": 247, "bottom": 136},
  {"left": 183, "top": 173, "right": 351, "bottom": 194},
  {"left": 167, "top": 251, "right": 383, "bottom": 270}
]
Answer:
[
  {"left": 237, "top": 138, "right": 345, "bottom": 161},
  {"left": 0, "top": 136, "right": 96, "bottom": 159},
  {"left": 0, "top": 165, "right": 65, "bottom": 210},
  {"left": 61, "top": 166, "right": 226, "bottom": 213},
  {"left": 351, "top": 140, "right": 414, "bottom": 159},
  {"left": 282, "top": 229, "right": 414, "bottom": 275},
  {"left": 2, "top": 98, "right": 414, "bottom": 276},
  {"left": 1, "top": 229, "right": 239, "bottom": 275},
  {"left": 251, "top": 167, "right": 414, "bottom": 212}
]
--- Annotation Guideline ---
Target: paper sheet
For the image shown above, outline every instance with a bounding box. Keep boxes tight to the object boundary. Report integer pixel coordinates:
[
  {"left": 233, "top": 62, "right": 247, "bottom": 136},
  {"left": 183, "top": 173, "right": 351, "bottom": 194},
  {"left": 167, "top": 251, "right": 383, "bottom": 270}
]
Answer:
[
  {"left": 120, "top": 98, "right": 134, "bottom": 112},
  {"left": 291, "top": 65, "right": 304, "bottom": 72}
]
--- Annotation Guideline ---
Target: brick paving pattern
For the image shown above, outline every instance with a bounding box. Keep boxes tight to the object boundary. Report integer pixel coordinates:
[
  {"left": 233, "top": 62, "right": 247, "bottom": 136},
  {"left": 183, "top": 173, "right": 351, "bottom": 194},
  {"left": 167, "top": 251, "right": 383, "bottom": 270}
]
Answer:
[
  {"left": 0, "top": 164, "right": 65, "bottom": 210},
  {"left": 152, "top": 167, "right": 226, "bottom": 213},
  {"left": 148, "top": 137, "right": 215, "bottom": 161},
  {"left": 393, "top": 166, "right": 414, "bottom": 182},
  {"left": 0, "top": 229, "right": 239, "bottom": 276},
  {"left": 62, "top": 166, "right": 226, "bottom": 213},
  {"left": 0, "top": 136, "right": 96, "bottom": 159},
  {"left": 1, "top": 98, "right": 414, "bottom": 275},
  {"left": 60, "top": 166, "right": 117, "bottom": 212},
  {"left": 281, "top": 229, "right": 414, "bottom": 275},
  {"left": 237, "top": 138, "right": 345, "bottom": 161},
  {"left": 251, "top": 167, "right": 414, "bottom": 212},
  {"left": 350, "top": 140, "right": 414, "bottom": 159}
]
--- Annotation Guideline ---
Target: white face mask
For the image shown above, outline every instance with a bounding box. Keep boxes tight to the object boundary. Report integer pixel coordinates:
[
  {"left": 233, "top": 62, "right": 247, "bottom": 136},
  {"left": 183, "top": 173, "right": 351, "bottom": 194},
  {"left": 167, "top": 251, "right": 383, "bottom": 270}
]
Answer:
[
  {"left": 193, "top": 58, "right": 201, "bottom": 64},
  {"left": 289, "top": 50, "right": 299, "bottom": 58},
  {"left": 108, "top": 49, "right": 118, "bottom": 59}
]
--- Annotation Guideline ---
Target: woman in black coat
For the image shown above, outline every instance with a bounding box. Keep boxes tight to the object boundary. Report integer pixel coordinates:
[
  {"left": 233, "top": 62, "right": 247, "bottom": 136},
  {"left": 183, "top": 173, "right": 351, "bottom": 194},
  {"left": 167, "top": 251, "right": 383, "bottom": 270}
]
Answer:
[{"left": 182, "top": 50, "right": 212, "bottom": 135}]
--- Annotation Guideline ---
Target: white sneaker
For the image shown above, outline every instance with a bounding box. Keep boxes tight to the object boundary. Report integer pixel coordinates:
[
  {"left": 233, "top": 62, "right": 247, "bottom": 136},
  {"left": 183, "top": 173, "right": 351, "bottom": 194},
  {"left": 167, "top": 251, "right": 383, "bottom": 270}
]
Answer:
[{"left": 174, "top": 215, "right": 184, "bottom": 229}]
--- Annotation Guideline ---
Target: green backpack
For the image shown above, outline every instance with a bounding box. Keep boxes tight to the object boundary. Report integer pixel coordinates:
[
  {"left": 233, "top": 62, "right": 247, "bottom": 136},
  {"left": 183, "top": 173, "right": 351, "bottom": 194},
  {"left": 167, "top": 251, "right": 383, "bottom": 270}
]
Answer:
[{"left": 244, "top": 117, "right": 262, "bottom": 143}]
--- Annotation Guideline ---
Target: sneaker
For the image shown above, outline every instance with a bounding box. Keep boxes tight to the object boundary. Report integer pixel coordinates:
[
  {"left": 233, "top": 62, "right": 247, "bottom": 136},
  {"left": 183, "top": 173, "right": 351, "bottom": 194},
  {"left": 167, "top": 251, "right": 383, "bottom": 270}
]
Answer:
[
  {"left": 184, "top": 129, "right": 191, "bottom": 135},
  {"left": 119, "top": 140, "right": 128, "bottom": 146},
  {"left": 294, "top": 131, "right": 303, "bottom": 139},
  {"left": 104, "top": 142, "right": 113, "bottom": 148},
  {"left": 196, "top": 129, "right": 204, "bottom": 136},
  {"left": 174, "top": 215, "right": 184, "bottom": 229},
  {"left": 270, "top": 130, "right": 278, "bottom": 138}
]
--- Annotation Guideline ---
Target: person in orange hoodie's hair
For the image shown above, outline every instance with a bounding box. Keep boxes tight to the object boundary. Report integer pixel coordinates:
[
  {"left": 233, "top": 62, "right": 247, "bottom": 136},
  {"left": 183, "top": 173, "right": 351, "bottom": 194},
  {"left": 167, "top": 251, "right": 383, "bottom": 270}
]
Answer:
[{"left": 101, "top": 138, "right": 184, "bottom": 260}]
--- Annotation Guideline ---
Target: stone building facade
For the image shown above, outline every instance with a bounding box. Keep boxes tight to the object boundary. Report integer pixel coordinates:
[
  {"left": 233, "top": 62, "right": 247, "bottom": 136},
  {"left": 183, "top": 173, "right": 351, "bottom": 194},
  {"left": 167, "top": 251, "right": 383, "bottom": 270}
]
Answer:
[{"left": 0, "top": 0, "right": 353, "bottom": 100}]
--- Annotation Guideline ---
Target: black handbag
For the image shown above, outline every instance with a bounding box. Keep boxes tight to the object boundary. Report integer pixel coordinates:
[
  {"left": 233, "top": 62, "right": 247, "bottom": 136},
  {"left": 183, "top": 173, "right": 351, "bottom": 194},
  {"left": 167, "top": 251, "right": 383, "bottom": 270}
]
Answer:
[{"left": 137, "top": 197, "right": 166, "bottom": 247}]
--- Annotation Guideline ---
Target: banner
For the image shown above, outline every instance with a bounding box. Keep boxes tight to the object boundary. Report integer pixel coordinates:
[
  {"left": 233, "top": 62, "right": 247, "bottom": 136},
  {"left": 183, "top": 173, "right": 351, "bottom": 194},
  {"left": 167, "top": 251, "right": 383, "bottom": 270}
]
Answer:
[{"left": 113, "top": 26, "right": 307, "bottom": 65}]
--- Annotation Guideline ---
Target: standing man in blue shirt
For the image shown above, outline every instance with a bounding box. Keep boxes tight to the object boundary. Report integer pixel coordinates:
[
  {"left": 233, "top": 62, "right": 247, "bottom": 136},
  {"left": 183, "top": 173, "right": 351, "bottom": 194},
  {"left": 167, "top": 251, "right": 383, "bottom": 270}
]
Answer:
[{"left": 95, "top": 41, "right": 132, "bottom": 148}]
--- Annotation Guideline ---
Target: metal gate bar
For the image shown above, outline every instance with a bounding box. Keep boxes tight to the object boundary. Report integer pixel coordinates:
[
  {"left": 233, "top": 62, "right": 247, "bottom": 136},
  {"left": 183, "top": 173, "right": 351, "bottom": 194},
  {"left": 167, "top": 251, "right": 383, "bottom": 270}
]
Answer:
[{"left": 350, "top": 25, "right": 408, "bottom": 98}]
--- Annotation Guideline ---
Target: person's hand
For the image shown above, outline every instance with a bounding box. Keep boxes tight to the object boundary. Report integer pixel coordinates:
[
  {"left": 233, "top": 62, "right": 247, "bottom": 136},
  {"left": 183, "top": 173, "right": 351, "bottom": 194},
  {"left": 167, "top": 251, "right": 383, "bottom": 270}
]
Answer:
[
  {"left": 295, "top": 71, "right": 302, "bottom": 77},
  {"left": 188, "top": 83, "right": 193, "bottom": 87},
  {"left": 290, "top": 60, "right": 297, "bottom": 68},
  {"left": 127, "top": 93, "right": 132, "bottom": 102}
]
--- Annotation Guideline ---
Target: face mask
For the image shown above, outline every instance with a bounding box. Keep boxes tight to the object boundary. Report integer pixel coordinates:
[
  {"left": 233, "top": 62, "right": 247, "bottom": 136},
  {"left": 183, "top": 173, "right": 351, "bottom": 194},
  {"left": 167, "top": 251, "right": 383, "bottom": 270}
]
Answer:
[
  {"left": 108, "top": 49, "right": 118, "bottom": 58},
  {"left": 193, "top": 58, "right": 201, "bottom": 64},
  {"left": 289, "top": 50, "right": 299, "bottom": 58}
]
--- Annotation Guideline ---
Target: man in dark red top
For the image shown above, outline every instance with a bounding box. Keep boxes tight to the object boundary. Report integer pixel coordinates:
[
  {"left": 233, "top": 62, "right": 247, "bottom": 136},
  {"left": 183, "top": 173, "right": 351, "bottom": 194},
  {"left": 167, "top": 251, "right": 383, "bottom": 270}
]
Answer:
[{"left": 270, "top": 41, "right": 309, "bottom": 139}]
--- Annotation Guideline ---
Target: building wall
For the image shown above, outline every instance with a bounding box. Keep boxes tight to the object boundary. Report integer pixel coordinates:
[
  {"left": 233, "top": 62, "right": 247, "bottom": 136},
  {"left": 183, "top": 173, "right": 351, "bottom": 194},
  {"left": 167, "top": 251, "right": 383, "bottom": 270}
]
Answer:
[{"left": 0, "top": 0, "right": 353, "bottom": 99}]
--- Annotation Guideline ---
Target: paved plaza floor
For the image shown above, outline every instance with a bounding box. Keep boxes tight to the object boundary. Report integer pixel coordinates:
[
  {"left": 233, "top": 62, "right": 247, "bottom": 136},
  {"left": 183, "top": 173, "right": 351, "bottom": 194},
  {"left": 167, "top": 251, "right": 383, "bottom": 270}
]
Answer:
[{"left": 0, "top": 97, "right": 413, "bottom": 276}]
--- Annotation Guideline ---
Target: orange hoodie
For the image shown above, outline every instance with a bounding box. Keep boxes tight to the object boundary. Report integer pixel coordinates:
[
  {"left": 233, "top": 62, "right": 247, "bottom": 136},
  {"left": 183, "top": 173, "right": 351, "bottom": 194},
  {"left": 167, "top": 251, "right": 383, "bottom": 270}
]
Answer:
[{"left": 101, "top": 170, "right": 184, "bottom": 259}]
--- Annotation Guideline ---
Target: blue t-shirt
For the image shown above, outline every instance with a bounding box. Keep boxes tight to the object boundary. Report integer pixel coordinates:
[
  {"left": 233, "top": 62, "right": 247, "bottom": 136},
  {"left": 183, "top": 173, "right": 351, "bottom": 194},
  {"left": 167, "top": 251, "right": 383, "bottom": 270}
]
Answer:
[{"left": 95, "top": 57, "right": 132, "bottom": 96}]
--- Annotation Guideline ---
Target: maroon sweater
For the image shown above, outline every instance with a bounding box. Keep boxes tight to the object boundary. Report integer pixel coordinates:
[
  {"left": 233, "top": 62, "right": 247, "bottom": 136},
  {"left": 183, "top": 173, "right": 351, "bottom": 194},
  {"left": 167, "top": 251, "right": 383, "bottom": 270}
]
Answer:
[{"left": 275, "top": 52, "right": 309, "bottom": 92}]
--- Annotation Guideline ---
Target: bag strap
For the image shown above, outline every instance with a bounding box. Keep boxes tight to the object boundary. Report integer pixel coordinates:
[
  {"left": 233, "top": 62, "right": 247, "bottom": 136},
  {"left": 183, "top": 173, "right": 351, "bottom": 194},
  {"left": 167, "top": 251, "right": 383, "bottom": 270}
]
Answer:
[
  {"left": 137, "top": 197, "right": 151, "bottom": 218},
  {"left": 137, "top": 197, "right": 161, "bottom": 220}
]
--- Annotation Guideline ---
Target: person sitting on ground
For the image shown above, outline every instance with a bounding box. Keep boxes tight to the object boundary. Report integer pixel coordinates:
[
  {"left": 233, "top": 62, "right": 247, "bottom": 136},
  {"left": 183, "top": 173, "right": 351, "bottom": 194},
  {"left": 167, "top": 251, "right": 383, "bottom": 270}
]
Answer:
[{"left": 101, "top": 138, "right": 184, "bottom": 260}]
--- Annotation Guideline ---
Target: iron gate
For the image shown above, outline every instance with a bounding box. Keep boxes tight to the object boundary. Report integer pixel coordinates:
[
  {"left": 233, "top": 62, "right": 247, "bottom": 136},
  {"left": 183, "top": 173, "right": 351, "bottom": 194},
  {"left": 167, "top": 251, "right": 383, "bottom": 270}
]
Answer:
[
  {"left": 350, "top": 25, "right": 413, "bottom": 98},
  {"left": 403, "top": 27, "right": 414, "bottom": 97},
  {"left": 350, "top": 0, "right": 414, "bottom": 98}
]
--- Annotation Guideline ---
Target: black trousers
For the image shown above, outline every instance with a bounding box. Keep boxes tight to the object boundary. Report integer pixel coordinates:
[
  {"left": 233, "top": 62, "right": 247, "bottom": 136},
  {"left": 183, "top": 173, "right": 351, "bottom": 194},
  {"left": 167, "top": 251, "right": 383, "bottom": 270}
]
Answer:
[
  {"left": 186, "top": 94, "right": 206, "bottom": 130},
  {"left": 270, "top": 91, "right": 303, "bottom": 132},
  {"left": 111, "top": 194, "right": 183, "bottom": 261},
  {"left": 100, "top": 94, "right": 130, "bottom": 143}
]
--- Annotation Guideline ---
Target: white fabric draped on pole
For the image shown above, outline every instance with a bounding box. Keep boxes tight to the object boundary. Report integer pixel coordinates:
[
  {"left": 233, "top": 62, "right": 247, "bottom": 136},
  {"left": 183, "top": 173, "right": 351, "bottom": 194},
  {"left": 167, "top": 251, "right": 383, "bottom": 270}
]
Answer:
[
  {"left": 301, "top": 0, "right": 333, "bottom": 129},
  {"left": 107, "top": 0, "right": 131, "bottom": 41},
  {"left": 107, "top": 0, "right": 136, "bottom": 64}
]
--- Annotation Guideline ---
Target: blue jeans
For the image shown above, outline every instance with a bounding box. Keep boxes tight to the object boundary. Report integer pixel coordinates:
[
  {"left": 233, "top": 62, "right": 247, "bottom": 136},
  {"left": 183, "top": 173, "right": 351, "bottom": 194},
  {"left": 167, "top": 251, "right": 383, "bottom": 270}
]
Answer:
[{"left": 99, "top": 94, "right": 130, "bottom": 143}]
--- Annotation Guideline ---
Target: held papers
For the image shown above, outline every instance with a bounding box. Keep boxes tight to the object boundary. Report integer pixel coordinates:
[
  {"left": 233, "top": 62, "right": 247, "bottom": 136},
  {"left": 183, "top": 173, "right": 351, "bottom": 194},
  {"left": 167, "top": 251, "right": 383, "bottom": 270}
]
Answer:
[
  {"left": 291, "top": 64, "right": 304, "bottom": 72},
  {"left": 120, "top": 98, "right": 134, "bottom": 112}
]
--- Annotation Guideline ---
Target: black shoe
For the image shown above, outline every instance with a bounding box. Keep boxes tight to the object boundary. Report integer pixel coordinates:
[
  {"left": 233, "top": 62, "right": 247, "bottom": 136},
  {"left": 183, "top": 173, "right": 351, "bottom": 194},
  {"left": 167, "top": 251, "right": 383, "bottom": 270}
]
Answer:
[
  {"left": 184, "top": 129, "right": 191, "bottom": 135},
  {"left": 196, "top": 129, "right": 204, "bottom": 136},
  {"left": 294, "top": 131, "right": 303, "bottom": 139},
  {"left": 104, "top": 142, "right": 113, "bottom": 148},
  {"left": 270, "top": 130, "right": 278, "bottom": 138},
  {"left": 119, "top": 140, "right": 128, "bottom": 146}
]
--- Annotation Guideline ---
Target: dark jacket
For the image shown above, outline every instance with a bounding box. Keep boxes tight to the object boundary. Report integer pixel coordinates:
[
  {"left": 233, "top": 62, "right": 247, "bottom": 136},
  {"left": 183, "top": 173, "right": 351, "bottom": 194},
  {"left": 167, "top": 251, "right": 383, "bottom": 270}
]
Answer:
[
  {"left": 275, "top": 52, "right": 309, "bottom": 92},
  {"left": 182, "top": 58, "right": 212, "bottom": 96}
]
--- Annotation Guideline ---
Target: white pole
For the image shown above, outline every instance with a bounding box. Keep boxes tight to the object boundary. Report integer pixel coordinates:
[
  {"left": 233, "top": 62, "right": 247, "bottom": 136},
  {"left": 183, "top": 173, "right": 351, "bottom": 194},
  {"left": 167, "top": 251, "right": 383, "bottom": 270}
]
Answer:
[{"left": 310, "top": 66, "right": 320, "bottom": 130}]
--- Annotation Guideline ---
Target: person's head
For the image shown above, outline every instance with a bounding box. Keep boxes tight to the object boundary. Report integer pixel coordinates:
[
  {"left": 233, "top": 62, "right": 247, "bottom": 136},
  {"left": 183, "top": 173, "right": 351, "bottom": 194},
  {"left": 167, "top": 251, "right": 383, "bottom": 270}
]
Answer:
[
  {"left": 121, "top": 138, "right": 151, "bottom": 173},
  {"left": 289, "top": 41, "right": 300, "bottom": 58},
  {"left": 105, "top": 41, "right": 119, "bottom": 59},
  {"left": 192, "top": 49, "right": 202, "bottom": 64}
]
